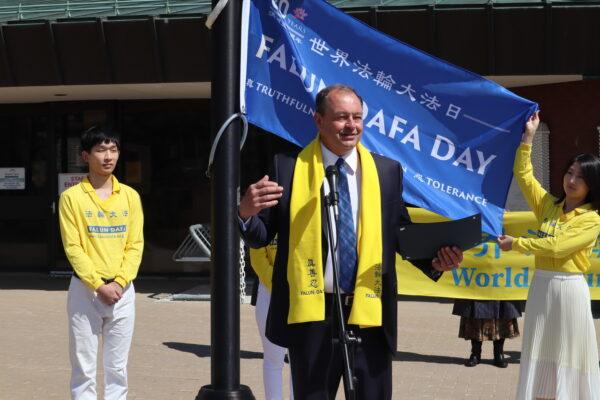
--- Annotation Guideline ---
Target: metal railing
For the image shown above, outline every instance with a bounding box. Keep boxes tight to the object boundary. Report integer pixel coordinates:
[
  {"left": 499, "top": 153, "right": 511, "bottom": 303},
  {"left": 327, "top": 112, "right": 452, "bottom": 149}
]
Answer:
[
  {"left": 172, "top": 223, "right": 211, "bottom": 262},
  {"left": 171, "top": 223, "right": 250, "bottom": 303},
  {"left": 0, "top": 0, "right": 211, "bottom": 22}
]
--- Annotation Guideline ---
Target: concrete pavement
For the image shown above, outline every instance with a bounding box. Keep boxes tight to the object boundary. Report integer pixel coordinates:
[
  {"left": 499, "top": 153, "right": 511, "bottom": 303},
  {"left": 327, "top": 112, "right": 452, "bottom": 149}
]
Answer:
[{"left": 1, "top": 274, "right": 598, "bottom": 399}]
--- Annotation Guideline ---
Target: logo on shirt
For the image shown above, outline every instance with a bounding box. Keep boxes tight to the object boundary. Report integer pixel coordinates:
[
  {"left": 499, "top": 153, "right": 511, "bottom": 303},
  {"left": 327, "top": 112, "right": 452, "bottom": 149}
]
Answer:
[{"left": 88, "top": 225, "right": 127, "bottom": 234}]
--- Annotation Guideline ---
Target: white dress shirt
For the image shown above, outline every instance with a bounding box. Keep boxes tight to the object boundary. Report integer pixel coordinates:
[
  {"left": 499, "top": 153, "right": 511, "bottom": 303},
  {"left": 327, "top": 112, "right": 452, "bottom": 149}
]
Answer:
[{"left": 321, "top": 144, "right": 361, "bottom": 293}]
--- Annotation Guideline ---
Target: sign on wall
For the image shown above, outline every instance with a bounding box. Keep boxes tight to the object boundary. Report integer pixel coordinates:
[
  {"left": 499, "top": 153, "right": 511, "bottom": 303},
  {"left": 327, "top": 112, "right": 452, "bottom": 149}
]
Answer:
[
  {"left": 0, "top": 168, "right": 25, "bottom": 190},
  {"left": 58, "top": 173, "right": 87, "bottom": 195}
]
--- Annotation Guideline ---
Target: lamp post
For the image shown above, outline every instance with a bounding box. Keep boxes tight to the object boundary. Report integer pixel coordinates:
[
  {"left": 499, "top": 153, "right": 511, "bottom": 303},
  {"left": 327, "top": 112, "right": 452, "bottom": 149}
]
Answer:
[{"left": 196, "top": 0, "right": 254, "bottom": 398}]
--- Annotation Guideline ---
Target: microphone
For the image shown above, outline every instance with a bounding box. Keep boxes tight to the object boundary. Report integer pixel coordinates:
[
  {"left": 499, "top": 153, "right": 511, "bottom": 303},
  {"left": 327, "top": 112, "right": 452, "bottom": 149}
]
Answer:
[{"left": 325, "top": 165, "right": 339, "bottom": 221}]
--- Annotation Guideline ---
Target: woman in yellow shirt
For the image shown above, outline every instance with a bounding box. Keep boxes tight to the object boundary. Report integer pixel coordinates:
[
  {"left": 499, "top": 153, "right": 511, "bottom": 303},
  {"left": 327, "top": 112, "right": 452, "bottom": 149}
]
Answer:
[{"left": 498, "top": 112, "right": 600, "bottom": 400}]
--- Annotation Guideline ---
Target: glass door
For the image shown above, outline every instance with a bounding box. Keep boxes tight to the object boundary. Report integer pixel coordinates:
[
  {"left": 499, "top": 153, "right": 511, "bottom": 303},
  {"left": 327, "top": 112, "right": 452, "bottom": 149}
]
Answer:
[{"left": 0, "top": 112, "right": 53, "bottom": 270}]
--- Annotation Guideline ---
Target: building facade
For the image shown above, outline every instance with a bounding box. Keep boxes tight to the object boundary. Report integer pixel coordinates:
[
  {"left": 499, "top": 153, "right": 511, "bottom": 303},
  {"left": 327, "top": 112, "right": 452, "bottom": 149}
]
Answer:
[{"left": 0, "top": 0, "right": 598, "bottom": 273}]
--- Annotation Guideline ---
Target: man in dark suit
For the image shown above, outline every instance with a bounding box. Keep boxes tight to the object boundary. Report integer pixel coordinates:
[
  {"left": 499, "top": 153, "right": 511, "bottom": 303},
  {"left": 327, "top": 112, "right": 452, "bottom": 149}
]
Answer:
[{"left": 239, "top": 84, "right": 462, "bottom": 399}]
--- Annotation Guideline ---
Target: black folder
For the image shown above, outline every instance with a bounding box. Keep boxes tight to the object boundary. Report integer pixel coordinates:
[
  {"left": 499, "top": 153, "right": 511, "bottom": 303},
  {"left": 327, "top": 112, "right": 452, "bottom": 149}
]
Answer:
[{"left": 396, "top": 214, "right": 482, "bottom": 260}]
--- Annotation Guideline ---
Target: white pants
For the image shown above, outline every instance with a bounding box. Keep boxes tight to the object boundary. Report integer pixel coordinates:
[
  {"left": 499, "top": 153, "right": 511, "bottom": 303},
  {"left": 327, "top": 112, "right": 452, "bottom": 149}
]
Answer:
[
  {"left": 68, "top": 277, "right": 136, "bottom": 400},
  {"left": 255, "top": 282, "right": 294, "bottom": 400}
]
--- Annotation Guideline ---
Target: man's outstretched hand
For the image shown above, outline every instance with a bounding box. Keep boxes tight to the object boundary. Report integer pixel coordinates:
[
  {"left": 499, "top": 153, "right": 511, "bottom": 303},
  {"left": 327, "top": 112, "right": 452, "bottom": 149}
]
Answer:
[
  {"left": 432, "top": 246, "right": 463, "bottom": 272},
  {"left": 238, "top": 175, "right": 284, "bottom": 220}
]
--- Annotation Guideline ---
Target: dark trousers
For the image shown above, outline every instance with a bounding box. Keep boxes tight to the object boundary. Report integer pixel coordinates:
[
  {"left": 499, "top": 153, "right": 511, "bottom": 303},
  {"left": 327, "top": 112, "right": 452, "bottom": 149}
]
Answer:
[{"left": 287, "top": 296, "right": 392, "bottom": 400}]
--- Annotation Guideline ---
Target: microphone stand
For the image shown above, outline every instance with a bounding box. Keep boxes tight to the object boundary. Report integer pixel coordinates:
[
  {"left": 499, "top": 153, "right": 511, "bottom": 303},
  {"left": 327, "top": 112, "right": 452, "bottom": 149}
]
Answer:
[{"left": 323, "top": 186, "right": 360, "bottom": 400}]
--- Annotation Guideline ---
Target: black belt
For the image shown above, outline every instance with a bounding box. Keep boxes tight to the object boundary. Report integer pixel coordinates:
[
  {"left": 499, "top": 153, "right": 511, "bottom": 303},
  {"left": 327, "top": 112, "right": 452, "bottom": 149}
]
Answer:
[{"left": 73, "top": 271, "right": 114, "bottom": 284}]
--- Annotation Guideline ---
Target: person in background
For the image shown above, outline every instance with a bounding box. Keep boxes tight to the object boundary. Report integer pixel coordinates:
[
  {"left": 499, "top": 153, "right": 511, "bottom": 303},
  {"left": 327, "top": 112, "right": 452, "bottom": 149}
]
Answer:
[
  {"left": 452, "top": 299, "right": 523, "bottom": 368},
  {"left": 249, "top": 236, "right": 294, "bottom": 400},
  {"left": 498, "top": 112, "right": 600, "bottom": 399},
  {"left": 59, "top": 126, "right": 144, "bottom": 400}
]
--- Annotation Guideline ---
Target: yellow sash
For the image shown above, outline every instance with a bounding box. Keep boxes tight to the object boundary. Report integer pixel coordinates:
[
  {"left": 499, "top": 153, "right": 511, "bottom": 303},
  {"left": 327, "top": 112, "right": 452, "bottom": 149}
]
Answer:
[{"left": 287, "top": 138, "right": 383, "bottom": 326}]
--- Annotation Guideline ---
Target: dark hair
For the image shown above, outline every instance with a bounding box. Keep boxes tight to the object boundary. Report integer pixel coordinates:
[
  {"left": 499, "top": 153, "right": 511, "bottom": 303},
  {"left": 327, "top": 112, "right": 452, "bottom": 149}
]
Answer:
[
  {"left": 315, "top": 84, "right": 363, "bottom": 116},
  {"left": 80, "top": 125, "right": 120, "bottom": 153},
  {"left": 555, "top": 153, "right": 600, "bottom": 211}
]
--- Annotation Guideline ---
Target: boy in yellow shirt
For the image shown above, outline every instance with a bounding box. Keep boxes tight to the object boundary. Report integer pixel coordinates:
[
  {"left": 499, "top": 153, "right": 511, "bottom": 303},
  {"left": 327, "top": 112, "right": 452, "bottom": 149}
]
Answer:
[{"left": 59, "top": 126, "right": 144, "bottom": 400}]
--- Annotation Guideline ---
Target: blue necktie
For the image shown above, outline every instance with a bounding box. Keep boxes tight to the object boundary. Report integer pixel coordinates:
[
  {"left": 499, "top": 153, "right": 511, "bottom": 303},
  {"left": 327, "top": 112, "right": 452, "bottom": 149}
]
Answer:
[{"left": 335, "top": 158, "right": 357, "bottom": 293}]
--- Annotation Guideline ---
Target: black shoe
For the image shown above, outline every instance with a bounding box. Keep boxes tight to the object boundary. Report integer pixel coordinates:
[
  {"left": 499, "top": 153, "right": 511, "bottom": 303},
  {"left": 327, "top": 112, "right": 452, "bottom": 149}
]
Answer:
[
  {"left": 493, "top": 339, "right": 508, "bottom": 368},
  {"left": 493, "top": 353, "right": 508, "bottom": 368},
  {"left": 464, "top": 353, "right": 480, "bottom": 367}
]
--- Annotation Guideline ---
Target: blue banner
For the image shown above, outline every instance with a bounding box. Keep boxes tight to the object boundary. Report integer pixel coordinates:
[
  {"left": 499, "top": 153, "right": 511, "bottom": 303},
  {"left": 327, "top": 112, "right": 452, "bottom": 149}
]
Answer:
[{"left": 240, "top": 0, "right": 538, "bottom": 235}]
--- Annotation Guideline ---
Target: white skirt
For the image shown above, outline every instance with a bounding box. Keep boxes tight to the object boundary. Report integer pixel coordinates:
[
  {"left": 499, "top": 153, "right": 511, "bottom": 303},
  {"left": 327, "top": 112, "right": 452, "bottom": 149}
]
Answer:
[{"left": 516, "top": 269, "right": 600, "bottom": 400}]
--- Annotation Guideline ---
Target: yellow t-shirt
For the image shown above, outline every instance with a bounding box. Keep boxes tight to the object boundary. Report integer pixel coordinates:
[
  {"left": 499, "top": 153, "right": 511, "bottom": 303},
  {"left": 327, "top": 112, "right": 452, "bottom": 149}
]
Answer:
[
  {"left": 512, "top": 143, "right": 600, "bottom": 273},
  {"left": 59, "top": 176, "right": 144, "bottom": 290},
  {"left": 249, "top": 237, "right": 277, "bottom": 291}
]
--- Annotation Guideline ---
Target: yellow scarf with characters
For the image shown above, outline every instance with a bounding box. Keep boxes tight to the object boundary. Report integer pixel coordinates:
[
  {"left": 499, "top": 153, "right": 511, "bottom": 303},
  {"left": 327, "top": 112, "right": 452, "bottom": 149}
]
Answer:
[{"left": 287, "top": 137, "right": 383, "bottom": 327}]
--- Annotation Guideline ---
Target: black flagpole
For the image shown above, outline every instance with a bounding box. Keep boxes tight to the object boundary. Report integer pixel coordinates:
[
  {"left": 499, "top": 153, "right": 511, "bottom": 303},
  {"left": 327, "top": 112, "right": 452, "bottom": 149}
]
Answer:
[{"left": 197, "top": 0, "right": 254, "bottom": 398}]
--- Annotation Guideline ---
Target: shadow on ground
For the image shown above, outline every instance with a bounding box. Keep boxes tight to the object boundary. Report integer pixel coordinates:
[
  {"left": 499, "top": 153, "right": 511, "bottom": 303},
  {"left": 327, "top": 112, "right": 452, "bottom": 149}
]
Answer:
[
  {"left": 393, "top": 350, "right": 520, "bottom": 365},
  {"left": 164, "top": 342, "right": 263, "bottom": 359}
]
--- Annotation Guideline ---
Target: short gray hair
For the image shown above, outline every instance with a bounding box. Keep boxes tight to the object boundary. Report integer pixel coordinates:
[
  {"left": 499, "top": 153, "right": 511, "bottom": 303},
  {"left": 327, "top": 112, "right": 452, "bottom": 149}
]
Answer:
[{"left": 315, "top": 84, "right": 363, "bottom": 115}]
